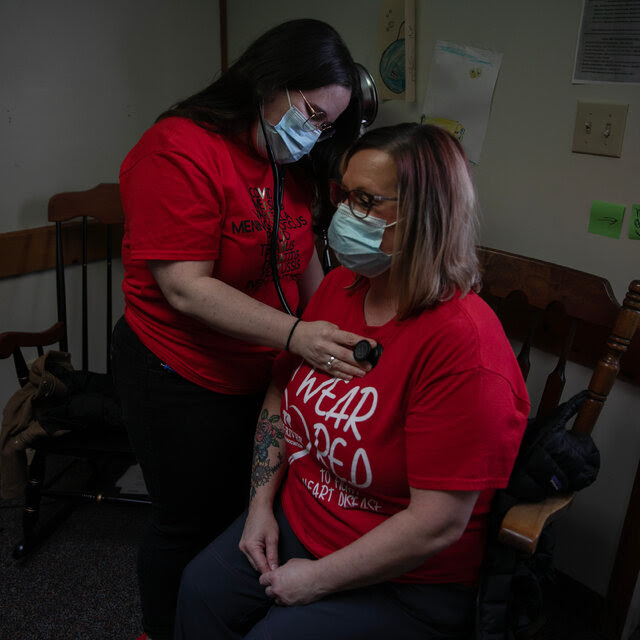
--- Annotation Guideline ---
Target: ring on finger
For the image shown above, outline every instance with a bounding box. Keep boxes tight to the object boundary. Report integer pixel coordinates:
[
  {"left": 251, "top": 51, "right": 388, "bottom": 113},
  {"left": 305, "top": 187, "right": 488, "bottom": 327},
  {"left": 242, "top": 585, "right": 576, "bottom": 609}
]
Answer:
[{"left": 326, "top": 355, "right": 335, "bottom": 368}]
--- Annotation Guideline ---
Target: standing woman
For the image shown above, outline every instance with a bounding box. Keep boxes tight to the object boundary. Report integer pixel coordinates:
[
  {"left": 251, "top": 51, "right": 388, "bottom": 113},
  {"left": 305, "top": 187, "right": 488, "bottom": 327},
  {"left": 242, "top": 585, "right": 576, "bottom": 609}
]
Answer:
[{"left": 111, "top": 19, "right": 373, "bottom": 640}]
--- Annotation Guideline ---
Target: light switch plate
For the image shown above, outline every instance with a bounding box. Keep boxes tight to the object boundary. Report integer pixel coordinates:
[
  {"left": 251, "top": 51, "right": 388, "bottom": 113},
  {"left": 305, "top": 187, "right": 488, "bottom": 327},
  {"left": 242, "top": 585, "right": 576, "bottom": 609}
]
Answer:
[{"left": 572, "top": 101, "right": 628, "bottom": 157}]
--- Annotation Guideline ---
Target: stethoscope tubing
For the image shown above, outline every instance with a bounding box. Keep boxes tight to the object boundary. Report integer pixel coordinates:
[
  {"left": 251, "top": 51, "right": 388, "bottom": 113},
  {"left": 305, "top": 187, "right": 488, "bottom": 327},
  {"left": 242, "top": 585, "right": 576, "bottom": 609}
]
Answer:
[{"left": 257, "top": 108, "right": 295, "bottom": 316}]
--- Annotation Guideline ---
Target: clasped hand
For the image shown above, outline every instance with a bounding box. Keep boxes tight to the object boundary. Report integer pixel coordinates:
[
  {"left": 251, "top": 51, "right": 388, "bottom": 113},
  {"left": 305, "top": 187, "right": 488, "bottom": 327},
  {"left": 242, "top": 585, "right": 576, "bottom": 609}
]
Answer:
[
  {"left": 260, "top": 557, "right": 322, "bottom": 606},
  {"left": 239, "top": 506, "right": 324, "bottom": 606}
]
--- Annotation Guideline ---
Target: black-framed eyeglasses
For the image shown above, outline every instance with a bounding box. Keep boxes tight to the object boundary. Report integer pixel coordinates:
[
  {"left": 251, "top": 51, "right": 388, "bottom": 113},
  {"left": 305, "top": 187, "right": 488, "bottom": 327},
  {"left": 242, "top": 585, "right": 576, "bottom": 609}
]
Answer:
[
  {"left": 298, "top": 90, "right": 336, "bottom": 140},
  {"left": 329, "top": 180, "right": 398, "bottom": 219}
]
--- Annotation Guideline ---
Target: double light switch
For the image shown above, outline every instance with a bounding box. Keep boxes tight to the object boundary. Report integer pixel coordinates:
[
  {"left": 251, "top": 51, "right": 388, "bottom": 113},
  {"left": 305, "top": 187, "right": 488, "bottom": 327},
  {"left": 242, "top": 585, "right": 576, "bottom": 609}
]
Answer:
[{"left": 572, "top": 101, "right": 629, "bottom": 157}]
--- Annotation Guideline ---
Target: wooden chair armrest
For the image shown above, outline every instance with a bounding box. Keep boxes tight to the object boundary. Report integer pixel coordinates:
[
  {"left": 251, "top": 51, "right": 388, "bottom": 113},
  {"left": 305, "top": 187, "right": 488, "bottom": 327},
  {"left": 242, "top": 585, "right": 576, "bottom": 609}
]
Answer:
[
  {"left": 0, "top": 322, "right": 65, "bottom": 358},
  {"left": 498, "top": 493, "right": 575, "bottom": 555}
]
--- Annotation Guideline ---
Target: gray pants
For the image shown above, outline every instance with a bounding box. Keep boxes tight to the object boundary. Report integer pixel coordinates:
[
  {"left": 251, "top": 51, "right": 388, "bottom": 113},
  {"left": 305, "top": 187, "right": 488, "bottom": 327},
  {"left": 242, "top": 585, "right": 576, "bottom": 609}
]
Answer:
[{"left": 174, "top": 501, "right": 475, "bottom": 640}]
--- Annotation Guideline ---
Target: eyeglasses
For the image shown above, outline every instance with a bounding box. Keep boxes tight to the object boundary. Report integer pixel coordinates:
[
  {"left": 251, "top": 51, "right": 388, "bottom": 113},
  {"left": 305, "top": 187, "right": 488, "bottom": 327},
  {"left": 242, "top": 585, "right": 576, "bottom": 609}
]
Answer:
[
  {"left": 298, "top": 90, "right": 335, "bottom": 140},
  {"left": 329, "top": 180, "right": 398, "bottom": 219}
]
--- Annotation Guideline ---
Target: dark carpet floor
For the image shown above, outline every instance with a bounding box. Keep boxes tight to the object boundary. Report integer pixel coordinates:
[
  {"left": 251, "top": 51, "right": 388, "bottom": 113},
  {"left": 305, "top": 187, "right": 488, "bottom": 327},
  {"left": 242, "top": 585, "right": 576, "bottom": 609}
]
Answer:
[
  {"left": 0, "top": 459, "right": 638, "bottom": 640},
  {"left": 0, "top": 496, "right": 147, "bottom": 640},
  {"left": 0, "top": 457, "right": 148, "bottom": 640}
]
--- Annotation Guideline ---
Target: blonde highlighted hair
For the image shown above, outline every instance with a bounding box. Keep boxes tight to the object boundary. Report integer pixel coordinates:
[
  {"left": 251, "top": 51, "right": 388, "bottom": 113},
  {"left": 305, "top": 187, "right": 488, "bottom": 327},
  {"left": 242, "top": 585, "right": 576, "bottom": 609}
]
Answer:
[{"left": 342, "top": 123, "right": 481, "bottom": 319}]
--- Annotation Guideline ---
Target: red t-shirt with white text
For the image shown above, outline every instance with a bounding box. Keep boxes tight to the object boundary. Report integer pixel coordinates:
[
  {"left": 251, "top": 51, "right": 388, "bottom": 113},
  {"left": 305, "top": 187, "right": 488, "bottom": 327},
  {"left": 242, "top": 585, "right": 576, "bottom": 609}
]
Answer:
[
  {"left": 275, "top": 267, "right": 530, "bottom": 584},
  {"left": 119, "top": 117, "right": 314, "bottom": 394}
]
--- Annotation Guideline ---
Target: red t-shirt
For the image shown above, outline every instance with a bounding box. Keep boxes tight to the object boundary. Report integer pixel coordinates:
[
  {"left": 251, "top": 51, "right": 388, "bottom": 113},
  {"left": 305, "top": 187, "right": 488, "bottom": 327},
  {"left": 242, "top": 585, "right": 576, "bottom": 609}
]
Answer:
[
  {"left": 119, "top": 117, "right": 315, "bottom": 394},
  {"left": 274, "top": 267, "right": 530, "bottom": 584}
]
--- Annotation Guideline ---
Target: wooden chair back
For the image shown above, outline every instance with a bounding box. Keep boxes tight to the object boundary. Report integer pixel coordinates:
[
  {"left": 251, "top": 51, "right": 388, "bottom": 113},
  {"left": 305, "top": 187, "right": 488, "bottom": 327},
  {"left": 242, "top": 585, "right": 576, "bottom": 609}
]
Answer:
[
  {"left": 479, "top": 246, "right": 640, "bottom": 433},
  {"left": 0, "top": 183, "right": 146, "bottom": 560},
  {"left": 477, "top": 246, "right": 640, "bottom": 553},
  {"left": 47, "top": 183, "right": 124, "bottom": 373}
]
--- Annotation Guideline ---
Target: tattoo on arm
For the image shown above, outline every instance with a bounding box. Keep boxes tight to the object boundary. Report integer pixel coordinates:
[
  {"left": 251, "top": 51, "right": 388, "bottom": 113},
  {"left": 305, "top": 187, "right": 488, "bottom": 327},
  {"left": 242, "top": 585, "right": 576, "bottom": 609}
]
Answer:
[{"left": 250, "top": 408, "right": 284, "bottom": 501}]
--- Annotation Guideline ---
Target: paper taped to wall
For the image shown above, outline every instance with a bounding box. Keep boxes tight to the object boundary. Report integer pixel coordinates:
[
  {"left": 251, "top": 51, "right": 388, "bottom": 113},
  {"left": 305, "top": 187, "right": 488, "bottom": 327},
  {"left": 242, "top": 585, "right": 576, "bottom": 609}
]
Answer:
[{"left": 422, "top": 40, "right": 503, "bottom": 164}]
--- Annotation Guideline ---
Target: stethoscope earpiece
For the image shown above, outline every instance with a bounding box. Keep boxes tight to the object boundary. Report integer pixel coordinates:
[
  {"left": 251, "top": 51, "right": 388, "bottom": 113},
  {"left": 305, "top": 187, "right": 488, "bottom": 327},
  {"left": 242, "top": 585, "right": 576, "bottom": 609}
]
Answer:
[{"left": 355, "top": 63, "right": 378, "bottom": 129}]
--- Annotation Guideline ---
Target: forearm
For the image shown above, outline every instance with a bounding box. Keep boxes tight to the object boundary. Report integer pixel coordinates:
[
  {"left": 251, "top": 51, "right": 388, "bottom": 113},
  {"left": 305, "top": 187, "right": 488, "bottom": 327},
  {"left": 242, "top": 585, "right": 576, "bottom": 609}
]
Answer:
[
  {"left": 249, "top": 382, "right": 288, "bottom": 506},
  {"left": 163, "top": 271, "right": 296, "bottom": 351},
  {"left": 149, "top": 259, "right": 375, "bottom": 381},
  {"left": 311, "top": 505, "right": 461, "bottom": 596},
  {"left": 260, "top": 489, "right": 478, "bottom": 606},
  {"left": 239, "top": 383, "right": 288, "bottom": 574}
]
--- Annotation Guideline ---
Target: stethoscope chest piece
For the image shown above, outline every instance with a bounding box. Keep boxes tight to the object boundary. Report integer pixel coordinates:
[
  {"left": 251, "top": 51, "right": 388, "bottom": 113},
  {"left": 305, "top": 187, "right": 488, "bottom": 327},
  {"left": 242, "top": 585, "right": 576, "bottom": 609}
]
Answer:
[{"left": 353, "top": 340, "right": 384, "bottom": 367}]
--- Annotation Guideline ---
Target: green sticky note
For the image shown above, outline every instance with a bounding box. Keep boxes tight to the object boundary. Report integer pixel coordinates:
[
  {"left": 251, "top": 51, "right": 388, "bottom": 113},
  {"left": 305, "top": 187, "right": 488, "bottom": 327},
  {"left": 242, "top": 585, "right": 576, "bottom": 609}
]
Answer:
[
  {"left": 588, "top": 200, "right": 625, "bottom": 239},
  {"left": 629, "top": 204, "right": 640, "bottom": 240}
]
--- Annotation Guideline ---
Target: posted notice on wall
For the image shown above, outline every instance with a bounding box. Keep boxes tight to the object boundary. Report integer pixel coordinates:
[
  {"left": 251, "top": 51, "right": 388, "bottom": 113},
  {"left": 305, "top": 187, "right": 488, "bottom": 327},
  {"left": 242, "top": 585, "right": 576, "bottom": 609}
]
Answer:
[
  {"left": 422, "top": 41, "right": 503, "bottom": 164},
  {"left": 573, "top": 0, "right": 640, "bottom": 84}
]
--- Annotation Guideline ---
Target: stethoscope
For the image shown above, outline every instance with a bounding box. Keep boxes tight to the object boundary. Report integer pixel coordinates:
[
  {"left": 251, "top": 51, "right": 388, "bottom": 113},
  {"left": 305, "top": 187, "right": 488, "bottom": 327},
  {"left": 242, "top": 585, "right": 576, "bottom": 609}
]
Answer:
[
  {"left": 257, "top": 108, "right": 293, "bottom": 315},
  {"left": 258, "top": 64, "right": 379, "bottom": 317}
]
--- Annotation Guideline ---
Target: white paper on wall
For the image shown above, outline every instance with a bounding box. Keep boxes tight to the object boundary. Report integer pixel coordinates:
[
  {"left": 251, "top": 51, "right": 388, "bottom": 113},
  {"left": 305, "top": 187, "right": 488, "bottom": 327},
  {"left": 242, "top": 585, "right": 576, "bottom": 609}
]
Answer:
[{"left": 422, "top": 41, "right": 503, "bottom": 164}]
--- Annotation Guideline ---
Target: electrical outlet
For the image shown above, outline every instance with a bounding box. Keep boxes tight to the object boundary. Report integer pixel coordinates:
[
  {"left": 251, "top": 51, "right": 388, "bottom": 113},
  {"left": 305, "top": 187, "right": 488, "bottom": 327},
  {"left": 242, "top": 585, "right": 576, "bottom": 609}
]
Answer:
[{"left": 572, "top": 101, "right": 628, "bottom": 157}]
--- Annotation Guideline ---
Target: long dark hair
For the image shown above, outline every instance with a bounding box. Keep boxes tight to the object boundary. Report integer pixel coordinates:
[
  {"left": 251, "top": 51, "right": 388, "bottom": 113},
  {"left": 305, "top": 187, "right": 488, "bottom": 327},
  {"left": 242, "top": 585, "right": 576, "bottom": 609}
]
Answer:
[{"left": 158, "top": 19, "right": 363, "bottom": 204}]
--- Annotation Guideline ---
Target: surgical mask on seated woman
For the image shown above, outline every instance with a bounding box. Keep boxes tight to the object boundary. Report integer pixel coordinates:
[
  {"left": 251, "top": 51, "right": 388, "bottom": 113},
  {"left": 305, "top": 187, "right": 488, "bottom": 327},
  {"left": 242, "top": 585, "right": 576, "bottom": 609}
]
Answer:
[
  {"left": 328, "top": 203, "right": 397, "bottom": 277},
  {"left": 258, "top": 90, "right": 322, "bottom": 164}
]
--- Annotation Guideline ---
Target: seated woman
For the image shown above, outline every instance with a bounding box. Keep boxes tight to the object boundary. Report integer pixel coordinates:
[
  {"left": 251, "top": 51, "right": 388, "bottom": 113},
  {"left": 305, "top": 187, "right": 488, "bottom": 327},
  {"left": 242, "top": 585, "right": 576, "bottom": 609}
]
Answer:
[{"left": 174, "top": 123, "right": 530, "bottom": 640}]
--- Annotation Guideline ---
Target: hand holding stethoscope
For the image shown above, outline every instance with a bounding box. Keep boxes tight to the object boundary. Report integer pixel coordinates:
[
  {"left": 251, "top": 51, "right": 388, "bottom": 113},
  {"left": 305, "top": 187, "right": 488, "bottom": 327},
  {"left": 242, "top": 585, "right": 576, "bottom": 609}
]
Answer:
[{"left": 285, "top": 318, "right": 380, "bottom": 380}]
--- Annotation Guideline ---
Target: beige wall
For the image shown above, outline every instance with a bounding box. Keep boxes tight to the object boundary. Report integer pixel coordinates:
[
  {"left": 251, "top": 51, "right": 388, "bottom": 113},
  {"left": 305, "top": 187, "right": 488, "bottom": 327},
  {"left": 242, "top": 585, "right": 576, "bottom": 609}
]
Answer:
[
  {"left": 0, "top": 1, "right": 220, "bottom": 387},
  {"left": 227, "top": 0, "right": 640, "bottom": 301}
]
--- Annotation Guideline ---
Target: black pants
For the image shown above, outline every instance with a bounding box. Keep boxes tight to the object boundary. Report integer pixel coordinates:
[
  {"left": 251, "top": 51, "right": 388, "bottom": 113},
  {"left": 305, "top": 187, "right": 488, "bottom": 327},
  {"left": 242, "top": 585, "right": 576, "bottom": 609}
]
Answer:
[
  {"left": 111, "top": 317, "right": 264, "bottom": 640},
  {"left": 175, "top": 502, "right": 476, "bottom": 640}
]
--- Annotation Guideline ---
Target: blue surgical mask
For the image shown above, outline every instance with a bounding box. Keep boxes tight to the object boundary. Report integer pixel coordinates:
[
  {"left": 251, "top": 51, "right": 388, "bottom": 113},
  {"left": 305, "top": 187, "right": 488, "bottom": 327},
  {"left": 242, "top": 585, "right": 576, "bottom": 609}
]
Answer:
[
  {"left": 258, "top": 89, "right": 321, "bottom": 164},
  {"left": 328, "top": 203, "right": 397, "bottom": 277}
]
